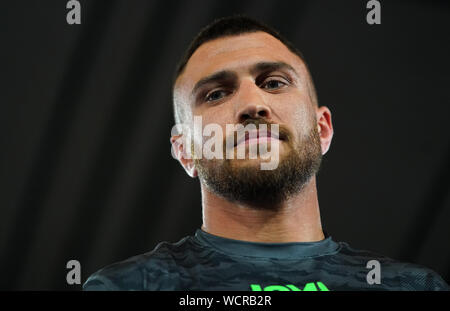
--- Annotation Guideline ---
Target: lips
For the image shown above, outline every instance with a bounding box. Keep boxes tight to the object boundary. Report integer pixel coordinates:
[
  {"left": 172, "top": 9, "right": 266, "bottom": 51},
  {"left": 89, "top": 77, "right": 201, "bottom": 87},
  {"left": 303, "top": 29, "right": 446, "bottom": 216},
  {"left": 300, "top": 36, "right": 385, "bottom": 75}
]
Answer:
[{"left": 235, "top": 129, "right": 281, "bottom": 147}]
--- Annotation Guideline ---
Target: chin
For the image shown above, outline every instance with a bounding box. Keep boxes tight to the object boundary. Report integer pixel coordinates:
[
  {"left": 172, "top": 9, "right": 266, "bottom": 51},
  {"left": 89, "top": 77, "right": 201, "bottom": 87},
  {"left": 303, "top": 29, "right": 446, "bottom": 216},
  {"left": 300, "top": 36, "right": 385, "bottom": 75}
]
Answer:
[{"left": 229, "top": 158, "right": 264, "bottom": 168}]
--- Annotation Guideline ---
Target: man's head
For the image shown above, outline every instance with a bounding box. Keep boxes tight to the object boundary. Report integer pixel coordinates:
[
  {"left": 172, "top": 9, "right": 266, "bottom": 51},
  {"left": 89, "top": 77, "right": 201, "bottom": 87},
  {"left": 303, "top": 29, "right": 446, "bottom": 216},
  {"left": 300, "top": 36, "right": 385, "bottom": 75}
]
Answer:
[{"left": 170, "top": 15, "right": 333, "bottom": 208}]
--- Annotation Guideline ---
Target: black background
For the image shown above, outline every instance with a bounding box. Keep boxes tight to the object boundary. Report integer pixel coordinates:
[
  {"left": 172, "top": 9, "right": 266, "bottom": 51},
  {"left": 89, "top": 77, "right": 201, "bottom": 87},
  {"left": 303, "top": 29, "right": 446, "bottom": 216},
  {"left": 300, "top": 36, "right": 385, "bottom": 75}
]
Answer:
[{"left": 1, "top": 0, "right": 449, "bottom": 290}]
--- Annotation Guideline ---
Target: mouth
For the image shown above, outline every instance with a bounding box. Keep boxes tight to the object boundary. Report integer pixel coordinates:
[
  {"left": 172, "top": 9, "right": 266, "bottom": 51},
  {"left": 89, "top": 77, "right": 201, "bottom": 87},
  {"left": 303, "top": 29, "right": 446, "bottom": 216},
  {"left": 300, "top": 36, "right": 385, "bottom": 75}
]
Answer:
[{"left": 234, "top": 129, "right": 283, "bottom": 147}]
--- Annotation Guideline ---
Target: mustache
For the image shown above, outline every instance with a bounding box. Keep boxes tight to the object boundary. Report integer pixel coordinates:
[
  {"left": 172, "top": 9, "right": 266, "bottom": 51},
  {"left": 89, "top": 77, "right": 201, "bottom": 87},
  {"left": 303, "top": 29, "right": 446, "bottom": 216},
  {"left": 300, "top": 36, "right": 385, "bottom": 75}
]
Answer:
[{"left": 223, "top": 119, "right": 292, "bottom": 148}]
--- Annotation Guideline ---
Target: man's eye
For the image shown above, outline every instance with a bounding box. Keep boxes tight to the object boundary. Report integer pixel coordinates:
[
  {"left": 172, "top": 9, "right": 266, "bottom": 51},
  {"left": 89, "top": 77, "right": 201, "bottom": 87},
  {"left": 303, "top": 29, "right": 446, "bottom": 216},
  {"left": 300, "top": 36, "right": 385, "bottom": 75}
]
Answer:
[
  {"left": 261, "top": 79, "right": 287, "bottom": 90},
  {"left": 205, "top": 90, "right": 228, "bottom": 102}
]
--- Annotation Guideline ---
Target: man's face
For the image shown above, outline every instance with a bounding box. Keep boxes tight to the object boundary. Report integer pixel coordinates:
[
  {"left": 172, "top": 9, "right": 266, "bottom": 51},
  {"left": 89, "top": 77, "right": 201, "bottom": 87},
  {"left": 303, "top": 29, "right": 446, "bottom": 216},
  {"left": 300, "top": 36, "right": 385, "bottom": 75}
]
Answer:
[{"left": 174, "top": 31, "right": 324, "bottom": 207}]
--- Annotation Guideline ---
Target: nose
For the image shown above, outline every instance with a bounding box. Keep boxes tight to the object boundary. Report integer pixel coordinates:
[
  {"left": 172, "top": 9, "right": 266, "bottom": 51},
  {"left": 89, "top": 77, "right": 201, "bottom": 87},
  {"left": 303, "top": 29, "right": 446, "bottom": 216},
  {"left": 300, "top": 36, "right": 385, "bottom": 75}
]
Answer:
[{"left": 235, "top": 79, "right": 272, "bottom": 123}]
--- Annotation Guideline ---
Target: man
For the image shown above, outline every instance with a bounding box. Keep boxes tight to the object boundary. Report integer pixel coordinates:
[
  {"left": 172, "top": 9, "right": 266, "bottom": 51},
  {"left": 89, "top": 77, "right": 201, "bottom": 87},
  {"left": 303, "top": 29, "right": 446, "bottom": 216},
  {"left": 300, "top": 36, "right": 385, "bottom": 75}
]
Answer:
[{"left": 83, "top": 15, "right": 449, "bottom": 291}]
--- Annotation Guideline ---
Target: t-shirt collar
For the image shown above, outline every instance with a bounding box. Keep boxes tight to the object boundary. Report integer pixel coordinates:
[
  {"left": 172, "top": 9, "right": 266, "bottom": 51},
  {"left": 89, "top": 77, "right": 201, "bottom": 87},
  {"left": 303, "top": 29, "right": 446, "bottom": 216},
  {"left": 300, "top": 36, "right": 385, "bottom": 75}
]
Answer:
[{"left": 194, "top": 228, "right": 339, "bottom": 259}]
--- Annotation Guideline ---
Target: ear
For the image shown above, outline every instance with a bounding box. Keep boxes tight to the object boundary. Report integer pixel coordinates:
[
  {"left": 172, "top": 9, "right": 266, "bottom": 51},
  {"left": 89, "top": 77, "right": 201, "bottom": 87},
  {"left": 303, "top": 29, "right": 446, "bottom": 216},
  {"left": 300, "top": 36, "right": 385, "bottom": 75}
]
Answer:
[
  {"left": 315, "top": 106, "right": 334, "bottom": 155},
  {"left": 170, "top": 134, "right": 198, "bottom": 178}
]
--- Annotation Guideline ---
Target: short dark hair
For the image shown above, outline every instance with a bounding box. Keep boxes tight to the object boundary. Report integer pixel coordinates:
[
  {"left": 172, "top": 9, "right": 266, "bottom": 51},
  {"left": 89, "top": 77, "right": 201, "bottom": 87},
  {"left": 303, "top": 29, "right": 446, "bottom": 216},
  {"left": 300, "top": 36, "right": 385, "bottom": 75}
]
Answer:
[
  {"left": 174, "top": 15, "right": 306, "bottom": 80},
  {"left": 172, "top": 15, "right": 318, "bottom": 124}
]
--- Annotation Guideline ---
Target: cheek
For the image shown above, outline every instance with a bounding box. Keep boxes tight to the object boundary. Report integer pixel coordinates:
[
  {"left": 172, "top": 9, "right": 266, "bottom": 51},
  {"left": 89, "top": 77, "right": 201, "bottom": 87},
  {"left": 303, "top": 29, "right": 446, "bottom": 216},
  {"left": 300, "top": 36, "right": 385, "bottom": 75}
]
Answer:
[
  {"left": 191, "top": 110, "right": 232, "bottom": 147},
  {"left": 276, "top": 92, "right": 314, "bottom": 136},
  {"left": 193, "top": 102, "right": 234, "bottom": 125}
]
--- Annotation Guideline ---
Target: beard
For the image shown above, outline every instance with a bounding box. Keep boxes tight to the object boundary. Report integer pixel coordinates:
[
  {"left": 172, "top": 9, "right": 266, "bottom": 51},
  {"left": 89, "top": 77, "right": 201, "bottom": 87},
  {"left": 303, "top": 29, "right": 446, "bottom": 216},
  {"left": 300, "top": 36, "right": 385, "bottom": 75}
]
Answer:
[{"left": 194, "top": 118, "right": 323, "bottom": 210}]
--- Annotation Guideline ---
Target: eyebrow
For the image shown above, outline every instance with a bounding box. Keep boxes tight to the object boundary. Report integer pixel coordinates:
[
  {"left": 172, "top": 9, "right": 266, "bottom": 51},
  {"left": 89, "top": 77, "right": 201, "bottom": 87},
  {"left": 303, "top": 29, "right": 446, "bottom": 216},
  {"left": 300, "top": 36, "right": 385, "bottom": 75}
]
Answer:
[
  {"left": 249, "top": 61, "right": 298, "bottom": 78},
  {"left": 191, "top": 61, "right": 299, "bottom": 97},
  {"left": 191, "top": 70, "right": 237, "bottom": 97}
]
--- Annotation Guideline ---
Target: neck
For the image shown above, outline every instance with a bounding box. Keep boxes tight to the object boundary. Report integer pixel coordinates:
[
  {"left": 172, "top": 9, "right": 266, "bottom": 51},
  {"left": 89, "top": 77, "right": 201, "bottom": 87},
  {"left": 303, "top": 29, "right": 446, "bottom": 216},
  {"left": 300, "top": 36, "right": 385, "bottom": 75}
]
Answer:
[{"left": 200, "top": 176, "right": 325, "bottom": 243}]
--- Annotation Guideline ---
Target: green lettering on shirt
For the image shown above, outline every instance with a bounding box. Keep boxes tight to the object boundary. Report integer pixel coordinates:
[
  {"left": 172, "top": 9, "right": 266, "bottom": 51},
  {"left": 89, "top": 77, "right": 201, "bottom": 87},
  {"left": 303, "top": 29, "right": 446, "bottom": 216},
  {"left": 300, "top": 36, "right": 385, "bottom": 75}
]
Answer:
[{"left": 250, "top": 282, "right": 329, "bottom": 291}]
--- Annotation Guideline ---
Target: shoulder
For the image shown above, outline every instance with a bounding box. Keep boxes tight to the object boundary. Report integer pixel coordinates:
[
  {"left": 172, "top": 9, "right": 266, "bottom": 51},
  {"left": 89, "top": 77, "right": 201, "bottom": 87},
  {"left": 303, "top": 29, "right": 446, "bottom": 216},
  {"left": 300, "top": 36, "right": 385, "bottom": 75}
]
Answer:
[
  {"left": 336, "top": 241, "right": 449, "bottom": 291},
  {"left": 83, "top": 236, "right": 193, "bottom": 291},
  {"left": 394, "top": 261, "right": 449, "bottom": 291}
]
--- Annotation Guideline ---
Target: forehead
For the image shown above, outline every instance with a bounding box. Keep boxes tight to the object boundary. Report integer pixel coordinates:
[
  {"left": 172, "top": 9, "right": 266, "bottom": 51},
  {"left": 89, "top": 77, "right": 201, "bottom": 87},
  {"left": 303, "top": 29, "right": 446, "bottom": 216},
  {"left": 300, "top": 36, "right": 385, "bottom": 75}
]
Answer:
[{"left": 175, "top": 31, "right": 307, "bottom": 94}]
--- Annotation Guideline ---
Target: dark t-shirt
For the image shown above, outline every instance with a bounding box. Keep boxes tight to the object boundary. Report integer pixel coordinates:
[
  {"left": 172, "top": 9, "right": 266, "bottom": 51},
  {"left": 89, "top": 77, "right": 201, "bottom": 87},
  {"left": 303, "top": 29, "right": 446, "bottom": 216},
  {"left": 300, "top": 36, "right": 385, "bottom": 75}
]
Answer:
[{"left": 83, "top": 229, "right": 449, "bottom": 291}]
